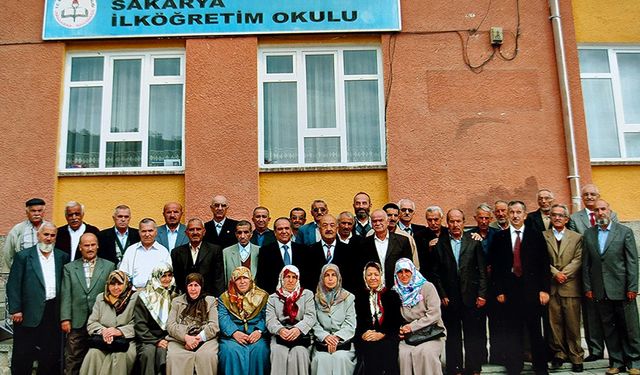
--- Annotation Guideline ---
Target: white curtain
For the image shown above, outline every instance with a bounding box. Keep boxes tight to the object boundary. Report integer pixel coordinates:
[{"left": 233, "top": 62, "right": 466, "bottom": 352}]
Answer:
[
  {"left": 149, "top": 84, "right": 183, "bottom": 166},
  {"left": 581, "top": 78, "right": 620, "bottom": 158},
  {"left": 111, "top": 59, "right": 141, "bottom": 133},
  {"left": 264, "top": 82, "right": 298, "bottom": 164}
]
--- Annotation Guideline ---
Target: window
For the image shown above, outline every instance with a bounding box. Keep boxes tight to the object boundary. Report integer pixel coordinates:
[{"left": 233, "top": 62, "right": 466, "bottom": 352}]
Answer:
[
  {"left": 578, "top": 47, "right": 640, "bottom": 160},
  {"left": 60, "top": 50, "right": 185, "bottom": 172},
  {"left": 258, "top": 46, "right": 386, "bottom": 168}
]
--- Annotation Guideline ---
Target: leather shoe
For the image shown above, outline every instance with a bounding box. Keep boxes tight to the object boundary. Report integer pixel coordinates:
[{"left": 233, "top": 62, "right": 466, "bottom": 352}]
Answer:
[
  {"left": 550, "top": 358, "right": 563, "bottom": 369},
  {"left": 571, "top": 363, "right": 583, "bottom": 373},
  {"left": 584, "top": 354, "right": 603, "bottom": 362},
  {"left": 605, "top": 367, "right": 625, "bottom": 375},
  {"left": 628, "top": 368, "right": 640, "bottom": 375}
]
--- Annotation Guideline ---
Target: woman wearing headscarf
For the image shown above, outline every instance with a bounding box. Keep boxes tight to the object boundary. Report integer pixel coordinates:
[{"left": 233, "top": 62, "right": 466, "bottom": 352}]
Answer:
[
  {"left": 80, "top": 270, "right": 138, "bottom": 375},
  {"left": 311, "top": 264, "right": 356, "bottom": 375},
  {"left": 134, "top": 263, "right": 178, "bottom": 375},
  {"left": 166, "top": 272, "right": 220, "bottom": 375},
  {"left": 266, "top": 265, "right": 317, "bottom": 375},
  {"left": 393, "top": 258, "right": 445, "bottom": 375},
  {"left": 218, "top": 266, "right": 270, "bottom": 375},
  {"left": 354, "top": 261, "right": 402, "bottom": 375}
]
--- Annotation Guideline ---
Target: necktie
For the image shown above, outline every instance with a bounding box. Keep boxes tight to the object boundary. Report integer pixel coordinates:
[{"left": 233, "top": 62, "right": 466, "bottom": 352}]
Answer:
[
  {"left": 589, "top": 212, "right": 596, "bottom": 226},
  {"left": 324, "top": 244, "right": 333, "bottom": 262},
  {"left": 513, "top": 230, "right": 522, "bottom": 277},
  {"left": 282, "top": 245, "right": 291, "bottom": 265},
  {"left": 405, "top": 227, "right": 412, "bottom": 235},
  {"left": 216, "top": 223, "right": 222, "bottom": 235}
]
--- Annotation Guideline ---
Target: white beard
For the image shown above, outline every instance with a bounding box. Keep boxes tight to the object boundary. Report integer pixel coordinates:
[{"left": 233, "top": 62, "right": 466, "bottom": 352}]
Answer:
[{"left": 39, "top": 243, "right": 54, "bottom": 253}]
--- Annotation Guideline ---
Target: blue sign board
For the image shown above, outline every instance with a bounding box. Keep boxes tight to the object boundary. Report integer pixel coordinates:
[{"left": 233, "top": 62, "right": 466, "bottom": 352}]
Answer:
[{"left": 43, "top": 0, "right": 401, "bottom": 39}]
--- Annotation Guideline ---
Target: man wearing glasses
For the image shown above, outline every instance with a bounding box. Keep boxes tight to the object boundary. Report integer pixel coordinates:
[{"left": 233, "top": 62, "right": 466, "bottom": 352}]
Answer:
[
  {"left": 204, "top": 195, "right": 239, "bottom": 249},
  {"left": 295, "top": 199, "right": 328, "bottom": 246}
]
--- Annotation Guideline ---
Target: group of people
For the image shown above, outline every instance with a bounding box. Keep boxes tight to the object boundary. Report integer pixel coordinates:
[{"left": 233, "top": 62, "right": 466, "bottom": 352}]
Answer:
[{"left": 2, "top": 185, "right": 638, "bottom": 375}]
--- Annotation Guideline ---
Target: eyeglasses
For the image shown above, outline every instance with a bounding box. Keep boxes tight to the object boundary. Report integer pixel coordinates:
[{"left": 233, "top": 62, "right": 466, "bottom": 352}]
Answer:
[
  {"left": 312, "top": 207, "right": 327, "bottom": 213},
  {"left": 400, "top": 208, "right": 414, "bottom": 213},
  {"left": 212, "top": 203, "right": 228, "bottom": 208}
]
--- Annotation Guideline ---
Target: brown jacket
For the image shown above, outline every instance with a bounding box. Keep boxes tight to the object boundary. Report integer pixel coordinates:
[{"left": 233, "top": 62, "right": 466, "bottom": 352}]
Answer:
[{"left": 543, "top": 228, "right": 582, "bottom": 297}]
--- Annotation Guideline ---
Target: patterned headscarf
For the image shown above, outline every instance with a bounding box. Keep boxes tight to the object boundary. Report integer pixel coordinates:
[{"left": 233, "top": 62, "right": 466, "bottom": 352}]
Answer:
[
  {"left": 220, "top": 266, "right": 268, "bottom": 330},
  {"left": 104, "top": 270, "right": 135, "bottom": 315},
  {"left": 315, "top": 264, "right": 349, "bottom": 313},
  {"left": 392, "top": 258, "right": 427, "bottom": 307},
  {"left": 139, "top": 263, "right": 177, "bottom": 330},
  {"left": 363, "top": 261, "right": 386, "bottom": 325},
  {"left": 275, "top": 265, "right": 303, "bottom": 324}
]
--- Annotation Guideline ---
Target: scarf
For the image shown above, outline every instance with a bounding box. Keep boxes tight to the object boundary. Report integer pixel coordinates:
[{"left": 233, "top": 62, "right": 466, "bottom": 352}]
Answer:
[
  {"left": 275, "top": 265, "right": 303, "bottom": 325},
  {"left": 220, "top": 266, "right": 268, "bottom": 331},
  {"left": 315, "top": 264, "right": 349, "bottom": 313},
  {"left": 363, "top": 261, "right": 385, "bottom": 325},
  {"left": 138, "top": 263, "right": 177, "bottom": 330},
  {"left": 104, "top": 270, "right": 134, "bottom": 315},
  {"left": 392, "top": 257, "right": 427, "bottom": 307},
  {"left": 181, "top": 273, "right": 209, "bottom": 324}
]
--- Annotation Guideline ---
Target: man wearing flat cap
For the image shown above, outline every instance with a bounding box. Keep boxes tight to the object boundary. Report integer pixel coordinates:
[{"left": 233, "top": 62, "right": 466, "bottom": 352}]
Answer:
[{"left": 3, "top": 198, "right": 47, "bottom": 269}]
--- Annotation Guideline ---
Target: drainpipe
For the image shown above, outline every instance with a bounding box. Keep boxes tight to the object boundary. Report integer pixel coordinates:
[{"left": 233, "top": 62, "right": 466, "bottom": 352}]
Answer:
[{"left": 549, "top": 0, "right": 582, "bottom": 212}]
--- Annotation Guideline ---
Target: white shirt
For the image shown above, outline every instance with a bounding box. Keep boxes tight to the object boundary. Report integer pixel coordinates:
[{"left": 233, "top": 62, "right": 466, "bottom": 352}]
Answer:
[
  {"left": 238, "top": 243, "right": 251, "bottom": 262},
  {"left": 119, "top": 241, "right": 171, "bottom": 288},
  {"left": 321, "top": 239, "right": 336, "bottom": 261},
  {"left": 189, "top": 243, "right": 201, "bottom": 264},
  {"left": 68, "top": 223, "right": 86, "bottom": 260},
  {"left": 509, "top": 225, "right": 525, "bottom": 250},
  {"left": 552, "top": 227, "right": 565, "bottom": 241},
  {"left": 38, "top": 249, "right": 57, "bottom": 300},
  {"left": 166, "top": 226, "right": 179, "bottom": 251},
  {"left": 374, "top": 232, "right": 389, "bottom": 266}
]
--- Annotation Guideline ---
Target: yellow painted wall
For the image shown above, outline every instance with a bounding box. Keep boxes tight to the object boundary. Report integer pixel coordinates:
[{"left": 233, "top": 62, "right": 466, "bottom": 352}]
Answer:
[
  {"left": 592, "top": 166, "right": 640, "bottom": 222},
  {"left": 573, "top": 0, "right": 640, "bottom": 43},
  {"left": 54, "top": 175, "right": 185, "bottom": 229},
  {"left": 259, "top": 170, "right": 388, "bottom": 220}
]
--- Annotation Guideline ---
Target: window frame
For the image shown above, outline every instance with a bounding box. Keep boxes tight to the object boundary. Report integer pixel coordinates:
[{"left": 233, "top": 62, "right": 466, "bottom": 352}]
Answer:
[
  {"left": 257, "top": 45, "right": 387, "bottom": 169},
  {"left": 59, "top": 49, "right": 186, "bottom": 173},
  {"left": 579, "top": 45, "right": 640, "bottom": 162}
]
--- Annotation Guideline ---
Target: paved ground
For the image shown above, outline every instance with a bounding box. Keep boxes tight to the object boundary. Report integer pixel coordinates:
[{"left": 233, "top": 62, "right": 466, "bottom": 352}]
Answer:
[{"left": 482, "top": 359, "right": 610, "bottom": 374}]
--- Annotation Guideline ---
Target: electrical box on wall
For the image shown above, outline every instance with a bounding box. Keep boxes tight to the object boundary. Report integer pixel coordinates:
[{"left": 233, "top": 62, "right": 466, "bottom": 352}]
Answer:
[{"left": 490, "top": 27, "right": 504, "bottom": 45}]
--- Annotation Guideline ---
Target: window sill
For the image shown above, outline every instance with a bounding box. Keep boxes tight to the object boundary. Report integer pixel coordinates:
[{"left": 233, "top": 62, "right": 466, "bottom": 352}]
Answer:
[
  {"left": 591, "top": 160, "right": 640, "bottom": 166},
  {"left": 58, "top": 169, "right": 185, "bottom": 177},
  {"left": 259, "top": 165, "right": 387, "bottom": 173}
]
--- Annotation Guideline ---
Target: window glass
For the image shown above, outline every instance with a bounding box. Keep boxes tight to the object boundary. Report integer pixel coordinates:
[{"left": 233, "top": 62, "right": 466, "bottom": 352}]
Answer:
[
  {"left": 304, "top": 137, "right": 340, "bottom": 163},
  {"left": 149, "top": 84, "right": 183, "bottom": 166},
  {"left": 624, "top": 133, "right": 640, "bottom": 157},
  {"left": 71, "top": 57, "right": 104, "bottom": 81},
  {"left": 66, "top": 87, "right": 102, "bottom": 168},
  {"left": 344, "top": 50, "right": 378, "bottom": 75},
  {"left": 263, "top": 82, "right": 298, "bottom": 164},
  {"left": 578, "top": 50, "right": 610, "bottom": 74},
  {"left": 106, "top": 141, "right": 142, "bottom": 168},
  {"left": 345, "top": 80, "right": 382, "bottom": 162},
  {"left": 154, "top": 58, "right": 181, "bottom": 76},
  {"left": 267, "top": 55, "right": 294, "bottom": 74},
  {"left": 111, "top": 59, "right": 141, "bottom": 133},
  {"left": 617, "top": 53, "right": 640, "bottom": 123},
  {"left": 581, "top": 78, "right": 620, "bottom": 158},
  {"left": 306, "top": 54, "right": 336, "bottom": 129}
]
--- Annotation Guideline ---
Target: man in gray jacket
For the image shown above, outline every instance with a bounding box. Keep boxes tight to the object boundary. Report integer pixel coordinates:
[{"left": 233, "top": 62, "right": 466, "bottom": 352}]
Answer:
[{"left": 3, "top": 198, "right": 46, "bottom": 269}]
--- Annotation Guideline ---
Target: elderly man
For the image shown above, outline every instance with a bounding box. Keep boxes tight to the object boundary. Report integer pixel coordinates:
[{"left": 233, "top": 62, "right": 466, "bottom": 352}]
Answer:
[
  {"left": 336, "top": 211, "right": 356, "bottom": 245},
  {"left": 306, "top": 214, "right": 353, "bottom": 290},
  {"left": 583, "top": 200, "right": 640, "bottom": 375},
  {"left": 3, "top": 198, "right": 46, "bottom": 269},
  {"left": 296, "top": 199, "right": 328, "bottom": 246},
  {"left": 204, "top": 195, "right": 239, "bottom": 250},
  {"left": 490, "top": 201, "right": 550, "bottom": 375},
  {"left": 289, "top": 207, "right": 307, "bottom": 242},
  {"left": 359, "top": 209, "right": 413, "bottom": 288},
  {"left": 222, "top": 220, "right": 260, "bottom": 285},
  {"left": 7, "top": 222, "right": 69, "bottom": 375},
  {"left": 55, "top": 201, "right": 100, "bottom": 262},
  {"left": 430, "top": 209, "right": 487, "bottom": 375},
  {"left": 171, "top": 218, "right": 225, "bottom": 296},
  {"left": 416, "top": 205, "right": 448, "bottom": 271},
  {"left": 489, "top": 200, "right": 510, "bottom": 231},
  {"left": 97, "top": 204, "right": 140, "bottom": 265},
  {"left": 568, "top": 183, "right": 618, "bottom": 362},
  {"left": 397, "top": 198, "right": 427, "bottom": 238},
  {"left": 526, "top": 189, "right": 555, "bottom": 232},
  {"left": 119, "top": 218, "right": 171, "bottom": 289},
  {"left": 60, "top": 233, "right": 115, "bottom": 375},
  {"left": 156, "top": 202, "right": 188, "bottom": 251},
  {"left": 352, "top": 192, "right": 372, "bottom": 237},
  {"left": 543, "top": 204, "right": 584, "bottom": 372},
  {"left": 374, "top": 203, "right": 420, "bottom": 269},
  {"left": 250, "top": 206, "right": 276, "bottom": 247}
]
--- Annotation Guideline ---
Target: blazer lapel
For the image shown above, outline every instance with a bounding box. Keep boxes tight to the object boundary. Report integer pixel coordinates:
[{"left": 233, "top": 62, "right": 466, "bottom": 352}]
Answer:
[
  {"left": 89, "top": 260, "right": 110, "bottom": 292},
  {"left": 176, "top": 224, "right": 188, "bottom": 247},
  {"left": 580, "top": 211, "right": 591, "bottom": 230},
  {"left": 72, "top": 261, "right": 90, "bottom": 292},
  {"left": 602, "top": 224, "right": 618, "bottom": 255}
]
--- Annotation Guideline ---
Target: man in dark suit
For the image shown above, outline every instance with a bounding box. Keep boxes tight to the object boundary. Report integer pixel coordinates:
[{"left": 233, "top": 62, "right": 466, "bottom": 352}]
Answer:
[
  {"left": 171, "top": 218, "right": 225, "bottom": 297},
  {"left": 430, "top": 208, "right": 488, "bottom": 375},
  {"left": 97, "top": 204, "right": 140, "bottom": 265},
  {"left": 583, "top": 199, "right": 639, "bottom": 375},
  {"left": 55, "top": 201, "right": 100, "bottom": 261},
  {"left": 525, "top": 189, "right": 555, "bottom": 233},
  {"left": 490, "top": 200, "right": 550, "bottom": 375},
  {"left": 357, "top": 209, "right": 412, "bottom": 288},
  {"left": 397, "top": 198, "right": 428, "bottom": 238},
  {"left": 60, "top": 233, "right": 115, "bottom": 375},
  {"left": 7, "top": 222, "right": 69, "bottom": 375},
  {"left": 337, "top": 211, "right": 359, "bottom": 246},
  {"left": 203, "top": 195, "right": 239, "bottom": 250},
  {"left": 256, "top": 217, "right": 307, "bottom": 293},
  {"left": 415, "top": 205, "right": 449, "bottom": 273},
  {"left": 306, "top": 214, "right": 354, "bottom": 291},
  {"left": 250, "top": 206, "right": 276, "bottom": 247},
  {"left": 156, "top": 202, "right": 188, "bottom": 251},
  {"left": 295, "top": 199, "right": 328, "bottom": 246}
]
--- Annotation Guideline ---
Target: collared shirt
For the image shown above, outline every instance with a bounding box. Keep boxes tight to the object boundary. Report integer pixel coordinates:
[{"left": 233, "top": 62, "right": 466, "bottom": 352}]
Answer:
[
  {"left": 83, "top": 258, "right": 96, "bottom": 288},
  {"left": 68, "top": 223, "right": 87, "bottom": 260},
  {"left": 238, "top": 243, "right": 251, "bottom": 262},
  {"left": 38, "top": 248, "right": 57, "bottom": 300},
  {"left": 214, "top": 218, "right": 226, "bottom": 235},
  {"left": 374, "top": 232, "right": 389, "bottom": 266},
  {"left": 338, "top": 233, "right": 352, "bottom": 244},
  {"left": 22, "top": 221, "right": 39, "bottom": 251},
  {"left": 509, "top": 225, "right": 525, "bottom": 250},
  {"left": 166, "top": 225, "right": 180, "bottom": 251},
  {"left": 119, "top": 241, "right": 171, "bottom": 288},
  {"left": 597, "top": 222, "right": 612, "bottom": 255},
  {"left": 542, "top": 214, "right": 551, "bottom": 230},
  {"left": 189, "top": 242, "right": 201, "bottom": 264},
  {"left": 552, "top": 227, "right": 565, "bottom": 241},
  {"left": 321, "top": 239, "right": 336, "bottom": 262},
  {"left": 450, "top": 236, "right": 462, "bottom": 267},
  {"left": 255, "top": 231, "right": 268, "bottom": 246},
  {"left": 278, "top": 241, "right": 293, "bottom": 263},
  {"left": 398, "top": 222, "right": 412, "bottom": 235}
]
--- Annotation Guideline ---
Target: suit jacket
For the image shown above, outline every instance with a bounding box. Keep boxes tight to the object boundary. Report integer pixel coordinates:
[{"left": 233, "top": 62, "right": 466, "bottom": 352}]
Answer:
[
  {"left": 60, "top": 257, "right": 116, "bottom": 328},
  {"left": 256, "top": 241, "right": 307, "bottom": 293},
  {"left": 250, "top": 229, "right": 276, "bottom": 247},
  {"left": 203, "top": 218, "right": 239, "bottom": 249},
  {"left": 97, "top": 226, "right": 140, "bottom": 265},
  {"left": 55, "top": 223, "right": 100, "bottom": 260},
  {"left": 222, "top": 242, "right": 260, "bottom": 285},
  {"left": 156, "top": 223, "right": 188, "bottom": 251},
  {"left": 357, "top": 232, "right": 413, "bottom": 289},
  {"left": 295, "top": 222, "right": 320, "bottom": 246},
  {"left": 306, "top": 240, "right": 355, "bottom": 291},
  {"left": 7, "top": 246, "right": 69, "bottom": 327},
  {"left": 400, "top": 223, "right": 428, "bottom": 238},
  {"left": 525, "top": 209, "right": 552, "bottom": 232},
  {"left": 430, "top": 232, "right": 488, "bottom": 308},
  {"left": 568, "top": 208, "right": 619, "bottom": 234},
  {"left": 582, "top": 222, "right": 638, "bottom": 301},
  {"left": 543, "top": 228, "right": 582, "bottom": 297},
  {"left": 171, "top": 241, "right": 225, "bottom": 297},
  {"left": 489, "top": 226, "right": 550, "bottom": 306},
  {"left": 415, "top": 227, "right": 449, "bottom": 274}
]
